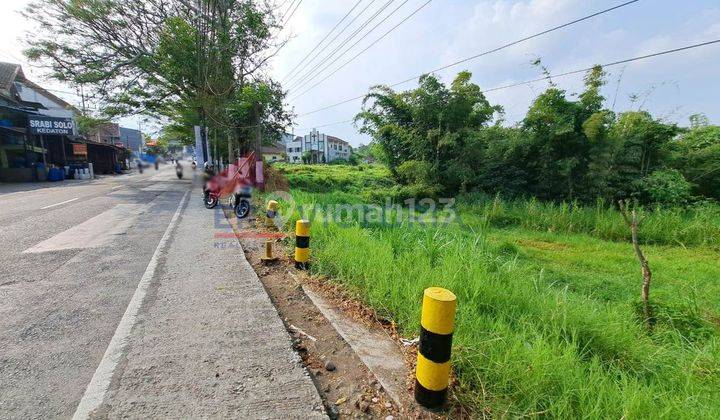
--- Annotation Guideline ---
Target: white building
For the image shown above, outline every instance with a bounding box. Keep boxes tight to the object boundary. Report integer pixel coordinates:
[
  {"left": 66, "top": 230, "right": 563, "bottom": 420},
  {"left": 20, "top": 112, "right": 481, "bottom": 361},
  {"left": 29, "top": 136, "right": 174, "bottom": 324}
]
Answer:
[
  {"left": 283, "top": 129, "right": 352, "bottom": 164},
  {"left": 13, "top": 73, "right": 79, "bottom": 135}
]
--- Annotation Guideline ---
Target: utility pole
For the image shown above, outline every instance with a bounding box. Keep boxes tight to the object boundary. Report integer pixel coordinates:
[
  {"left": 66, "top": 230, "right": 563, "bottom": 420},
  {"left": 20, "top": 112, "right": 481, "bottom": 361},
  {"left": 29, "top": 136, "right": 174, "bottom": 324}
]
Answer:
[
  {"left": 79, "top": 84, "right": 87, "bottom": 113},
  {"left": 253, "top": 102, "right": 262, "bottom": 158}
]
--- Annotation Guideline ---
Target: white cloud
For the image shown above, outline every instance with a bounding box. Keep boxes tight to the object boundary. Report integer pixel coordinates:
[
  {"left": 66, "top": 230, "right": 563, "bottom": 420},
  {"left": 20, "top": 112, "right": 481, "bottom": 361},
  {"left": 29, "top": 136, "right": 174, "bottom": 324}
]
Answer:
[{"left": 3, "top": 0, "right": 719, "bottom": 145}]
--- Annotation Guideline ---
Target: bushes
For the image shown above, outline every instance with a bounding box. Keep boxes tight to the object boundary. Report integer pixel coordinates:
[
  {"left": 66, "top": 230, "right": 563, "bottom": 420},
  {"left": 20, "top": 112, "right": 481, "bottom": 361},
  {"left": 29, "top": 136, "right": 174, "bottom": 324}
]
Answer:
[
  {"left": 271, "top": 163, "right": 720, "bottom": 417},
  {"left": 292, "top": 197, "right": 720, "bottom": 418},
  {"left": 639, "top": 169, "right": 692, "bottom": 205},
  {"left": 458, "top": 194, "right": 720, "bottom": 248},
  {"left": 273, "top": 163, "right": 394, "bottom": 194},
  {"left": 279, "top": 164, "right": 720, "bottom": 248}
]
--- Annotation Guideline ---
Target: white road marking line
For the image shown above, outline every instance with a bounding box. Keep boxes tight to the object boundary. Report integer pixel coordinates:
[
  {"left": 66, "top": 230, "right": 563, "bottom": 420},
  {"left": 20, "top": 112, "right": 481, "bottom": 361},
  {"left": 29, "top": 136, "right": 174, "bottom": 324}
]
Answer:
[
  {"left": 40, "top": 197, "right": 78, "bottom": 210},
  {"left": 23, "top": 205, "right": 147, "bottom": 254},
  {"left": 111, "top": 185, "right": 123, "bottom": 190},
  {"left": 71, "top": 190, "right": 190, "bottom": 420}
]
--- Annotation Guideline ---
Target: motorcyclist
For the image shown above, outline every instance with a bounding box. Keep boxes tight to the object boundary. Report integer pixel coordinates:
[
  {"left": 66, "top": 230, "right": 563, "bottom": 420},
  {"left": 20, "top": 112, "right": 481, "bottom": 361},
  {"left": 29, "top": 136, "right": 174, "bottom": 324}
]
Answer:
[
  {"left": 175, "top": 160, "right": 183, "bottom": 179},
  {"left": 201, "top": 162, "right": 216, "bottom": 194}
]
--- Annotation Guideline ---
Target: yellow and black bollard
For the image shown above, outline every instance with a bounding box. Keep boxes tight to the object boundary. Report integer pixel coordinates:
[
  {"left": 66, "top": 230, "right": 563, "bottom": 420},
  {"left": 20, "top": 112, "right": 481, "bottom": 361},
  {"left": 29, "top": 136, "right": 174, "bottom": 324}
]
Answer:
[
  {"left": 260, "top": 239, "right": 277, "bottom": 263},
  {"left": 415, "top": 287, "right": 457, "bottom": 409},
  {"left": 294, "top": 219, "right": 310, "bottom": 269},
  {"left": 265, "top": 200, "right": 279, "bottom": 229}
]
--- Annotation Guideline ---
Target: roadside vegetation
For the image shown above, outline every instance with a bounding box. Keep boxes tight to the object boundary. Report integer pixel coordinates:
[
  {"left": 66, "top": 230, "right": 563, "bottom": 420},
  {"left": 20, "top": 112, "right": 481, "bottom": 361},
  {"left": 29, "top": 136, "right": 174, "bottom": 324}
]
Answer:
[{"left": 270, "top": 162, "right": 720, "bottom": 418}]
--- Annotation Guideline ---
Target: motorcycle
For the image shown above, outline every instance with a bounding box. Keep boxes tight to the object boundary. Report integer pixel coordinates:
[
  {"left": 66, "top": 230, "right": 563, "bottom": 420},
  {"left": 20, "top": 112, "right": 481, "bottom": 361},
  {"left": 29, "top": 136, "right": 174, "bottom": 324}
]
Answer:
[
  {"left": 175, "top": 163, "right": 183, "bottom": 179},
  {"left": 191, "top": 161, "right": 197, "bottom": 170},
  {"left": 228, "top": 186, "right": 252, "bottom": 219},
  {"left": 203, "top": 155, "right": 254, "bottom": 219}
]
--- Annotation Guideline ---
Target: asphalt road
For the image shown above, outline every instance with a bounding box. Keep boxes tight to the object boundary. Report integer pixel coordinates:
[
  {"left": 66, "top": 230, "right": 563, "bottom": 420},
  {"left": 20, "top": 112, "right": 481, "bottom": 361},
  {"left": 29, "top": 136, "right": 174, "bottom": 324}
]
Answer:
[
  {"left": 0, "top": 164, "right": 323, "bottom": 419},
  {"left": 0, "top": 165, "right": 191, "bottom": 418}
]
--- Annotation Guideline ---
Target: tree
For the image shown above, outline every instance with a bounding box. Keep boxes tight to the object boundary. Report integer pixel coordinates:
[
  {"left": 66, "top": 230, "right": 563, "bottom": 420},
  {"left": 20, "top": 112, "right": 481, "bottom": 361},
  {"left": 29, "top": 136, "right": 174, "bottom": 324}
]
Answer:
[
  {"left": 608, "top": 112, "right": 678, "bottom": 200},
  {"left": 24, "top": 0, "right": 290, "bottom": 158},
  {"left": 619, "top": 200, "right": 653, "bottom": 329},
  {"left": 673, "top": 122, "right": 720, "bottom": 200},
  {"left": 356, "top": 71, "right": 501, "bottom": 194}
]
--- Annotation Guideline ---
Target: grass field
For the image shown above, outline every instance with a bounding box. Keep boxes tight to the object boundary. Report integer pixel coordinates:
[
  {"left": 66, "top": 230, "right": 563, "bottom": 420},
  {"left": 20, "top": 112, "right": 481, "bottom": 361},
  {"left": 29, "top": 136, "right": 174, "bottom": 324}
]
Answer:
[{"left": 269, "top": 163, "right": 720, "bottom": 418}]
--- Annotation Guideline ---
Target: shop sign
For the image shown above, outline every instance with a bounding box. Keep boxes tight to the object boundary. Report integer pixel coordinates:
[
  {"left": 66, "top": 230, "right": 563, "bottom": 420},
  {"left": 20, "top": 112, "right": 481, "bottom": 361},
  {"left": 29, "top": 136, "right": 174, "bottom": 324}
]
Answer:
[
  {"left": 28, "top": 116, "right": 74, "bottom": 135},
  {"left": 72, "top": 143, "right": 88, "bottom": 156}
]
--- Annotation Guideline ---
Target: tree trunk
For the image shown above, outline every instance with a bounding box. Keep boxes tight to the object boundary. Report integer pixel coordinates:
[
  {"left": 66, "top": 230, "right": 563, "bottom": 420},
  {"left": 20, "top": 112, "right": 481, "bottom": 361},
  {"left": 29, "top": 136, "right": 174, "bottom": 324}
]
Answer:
[
  {"left": 253, "top": 102, "right": 262, "bottom": 158},
  {"left": 620, "top": 201, "right": 653, "bottom": 329},
  {"left": 227, "top": 131, "right": 232, "bottom": 163}
]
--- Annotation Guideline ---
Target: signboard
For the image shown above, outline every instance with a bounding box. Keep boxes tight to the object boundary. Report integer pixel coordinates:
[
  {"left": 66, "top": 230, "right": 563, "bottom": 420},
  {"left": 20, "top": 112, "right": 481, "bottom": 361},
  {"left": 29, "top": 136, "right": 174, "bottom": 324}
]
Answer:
[
  {"left": 72, "top": 143, "right": 88, "bottom": 156},
  {"left": 28, "top": 116, "right": 74, "bottom": 135}
]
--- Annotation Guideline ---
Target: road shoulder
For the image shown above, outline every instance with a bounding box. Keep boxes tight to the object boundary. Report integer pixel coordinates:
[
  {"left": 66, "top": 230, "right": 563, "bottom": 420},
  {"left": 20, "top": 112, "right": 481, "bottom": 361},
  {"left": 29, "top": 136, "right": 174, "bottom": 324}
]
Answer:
[{"left": 96, "top": 190, "right": 325, "bottom": 418}]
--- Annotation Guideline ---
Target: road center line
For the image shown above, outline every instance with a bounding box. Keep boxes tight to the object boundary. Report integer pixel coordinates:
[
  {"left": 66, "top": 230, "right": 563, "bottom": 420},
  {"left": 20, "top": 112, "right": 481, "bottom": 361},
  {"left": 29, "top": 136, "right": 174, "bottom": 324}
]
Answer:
[
  {"left": 40, "top": 197, "right": 79, "bottom": 210},
  {"left": 71, "top": 190, "right": 189, "bottom": 420}
]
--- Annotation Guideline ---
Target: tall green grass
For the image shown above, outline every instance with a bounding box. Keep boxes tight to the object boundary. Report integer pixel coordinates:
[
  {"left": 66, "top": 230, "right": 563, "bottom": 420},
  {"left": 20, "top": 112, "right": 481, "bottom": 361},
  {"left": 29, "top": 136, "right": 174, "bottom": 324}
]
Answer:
[
  {"left": 274, "top": 163, "right": 395, "bottom": 194},
  {"left": 276, "top": 164, "right": 720, "bottom": 247},
  {"left": 459, "top": 194, "right": 720, "bottom": 248},
  {"left": 279, "top": 194, "right": 720, "bottom": 418},
  {"left": 267, "top": 164, "right": 720, "bottom": 417}
]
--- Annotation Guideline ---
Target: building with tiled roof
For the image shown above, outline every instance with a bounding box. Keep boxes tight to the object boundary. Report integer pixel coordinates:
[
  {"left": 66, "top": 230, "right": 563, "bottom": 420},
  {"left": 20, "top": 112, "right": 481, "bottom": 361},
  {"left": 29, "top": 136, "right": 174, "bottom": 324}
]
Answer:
[{"left": 283, "top": 129, "right": 352, "bottom": 164}]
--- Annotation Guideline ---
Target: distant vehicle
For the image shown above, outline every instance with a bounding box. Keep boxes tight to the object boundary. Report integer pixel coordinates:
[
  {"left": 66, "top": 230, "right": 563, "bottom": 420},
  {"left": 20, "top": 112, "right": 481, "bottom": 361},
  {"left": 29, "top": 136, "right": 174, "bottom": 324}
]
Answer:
[{"left": 176, "top": 162, "right": 183, "bottom": 179}]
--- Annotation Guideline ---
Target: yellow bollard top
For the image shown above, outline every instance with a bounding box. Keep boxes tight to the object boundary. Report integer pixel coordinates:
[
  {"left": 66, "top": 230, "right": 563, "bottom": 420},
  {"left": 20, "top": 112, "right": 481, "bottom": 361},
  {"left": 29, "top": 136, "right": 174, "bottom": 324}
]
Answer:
[
  {"left": 425, "top": 287, "right": 457, "bottom": 302},
  {"left": 267, "top": 200, "right": 279, "bottom": 212},
  {"left": 295, "top": 219, "right": 310, "bottom": 236},
  {"left": 421, "top": 287, "right": 457, "bottom": 335}
]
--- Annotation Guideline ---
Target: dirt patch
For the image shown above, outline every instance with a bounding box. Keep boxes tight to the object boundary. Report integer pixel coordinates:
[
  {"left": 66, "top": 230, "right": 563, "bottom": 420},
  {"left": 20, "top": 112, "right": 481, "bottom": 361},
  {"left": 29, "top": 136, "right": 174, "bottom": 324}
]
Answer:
[
  {"left": 222, "top": 209, "right": 439, "bottom": 419},
  {"left": 516, "top": 238, "right": 569, "bottom": 251}
]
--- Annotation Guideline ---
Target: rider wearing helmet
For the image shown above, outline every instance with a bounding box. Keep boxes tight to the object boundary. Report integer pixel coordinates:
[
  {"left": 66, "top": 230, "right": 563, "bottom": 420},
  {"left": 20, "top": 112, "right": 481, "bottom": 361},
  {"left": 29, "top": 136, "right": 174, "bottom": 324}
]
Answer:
[{"left": 201, "top": 162, "right": 216, "bottom": 193}]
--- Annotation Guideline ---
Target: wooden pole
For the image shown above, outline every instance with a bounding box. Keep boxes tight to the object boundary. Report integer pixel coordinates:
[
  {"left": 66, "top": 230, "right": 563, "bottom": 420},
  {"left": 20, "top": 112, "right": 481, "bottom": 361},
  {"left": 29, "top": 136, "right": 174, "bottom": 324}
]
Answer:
[
  {"left": 61, "top": 135, "right": 67, "bottom": 165},
  {"left": 39, "top": 134, "right": 47, "bottom": 167}
]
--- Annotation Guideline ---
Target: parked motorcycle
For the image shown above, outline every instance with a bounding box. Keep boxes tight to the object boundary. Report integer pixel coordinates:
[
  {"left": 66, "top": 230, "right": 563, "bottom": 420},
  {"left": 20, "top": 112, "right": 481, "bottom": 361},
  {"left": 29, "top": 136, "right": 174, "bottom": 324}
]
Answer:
[{"left": 229, "top": 186, "right": 252, "bottom": 219}]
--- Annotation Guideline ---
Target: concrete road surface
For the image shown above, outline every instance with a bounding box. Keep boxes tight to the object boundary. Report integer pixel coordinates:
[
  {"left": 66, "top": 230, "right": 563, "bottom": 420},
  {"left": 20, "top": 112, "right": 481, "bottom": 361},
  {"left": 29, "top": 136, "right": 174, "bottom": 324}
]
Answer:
[{"left": 0, "top": 165, "right": 324, "bottom": 419}]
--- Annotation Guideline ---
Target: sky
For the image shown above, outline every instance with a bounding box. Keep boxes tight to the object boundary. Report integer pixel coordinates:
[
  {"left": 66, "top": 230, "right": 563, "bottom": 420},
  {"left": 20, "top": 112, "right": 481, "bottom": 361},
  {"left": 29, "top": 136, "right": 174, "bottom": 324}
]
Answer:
[{"left": 2, "top": 0, "right": 719, "bottom": 146}]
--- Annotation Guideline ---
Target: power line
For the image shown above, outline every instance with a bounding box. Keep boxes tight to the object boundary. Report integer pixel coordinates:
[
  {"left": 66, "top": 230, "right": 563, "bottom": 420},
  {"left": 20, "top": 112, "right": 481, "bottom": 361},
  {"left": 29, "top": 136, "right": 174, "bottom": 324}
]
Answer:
[
  {"left": 483, "top": 39, "right": 720, "bottom": 94},
  {"left": 278, "top": 0, "right": 298, "bottom": 25},
  {"left": 291, "top": 0, "right": 433, "bottom": 99},
  {"left": 286, "top": 0, "right": 393, "bottom": 89},
  {"left": 284, "top": 0, "right": 380, "bottom": 86},
  {"left": 295, "top": 39, "right": 720, "bottom": 128},
  {"left": 289, "top": 0, "right": 413, "bottom": 93},
  {"left": 288, "top": 0, "right": 410, "bottom": 92},
  {"left": 296, "top": 119, "right": 354, "bottom": 132},
  {"left": 281, "top": 0, "right": 364, "bottom": 82},
  {"left": 281, "top": 0, "right": 303, "bottom": 27},
  {"left": 296, "top": 0, "right": 641, "bottom": 116}
]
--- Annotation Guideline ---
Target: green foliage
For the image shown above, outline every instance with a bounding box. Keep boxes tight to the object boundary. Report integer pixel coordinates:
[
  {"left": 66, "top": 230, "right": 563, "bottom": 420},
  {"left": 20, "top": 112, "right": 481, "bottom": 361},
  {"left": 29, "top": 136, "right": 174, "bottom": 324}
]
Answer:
[
  {"left": 75, "top": 114, "right": 110, "bottom": 136},
  {"left": 270, "top": 165, "right": 720, "bottom": 417},
  {"left": 274, "top": 163, "right": 394, "bottom": 196},
  {"left": 24, "top": 0, "right": 288, "bottom": 157},
  {"left": 639, "top": 169, "right": 692, "bottom": 206},
  {"left": 354, "top": 68, "right": 717, "bottom": 205},
  {"left": 674, "top": 120, "right": 720, "bottom": 199},
  {"left": 281, "top": 164, "right": 720, "bottom": 248}
]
